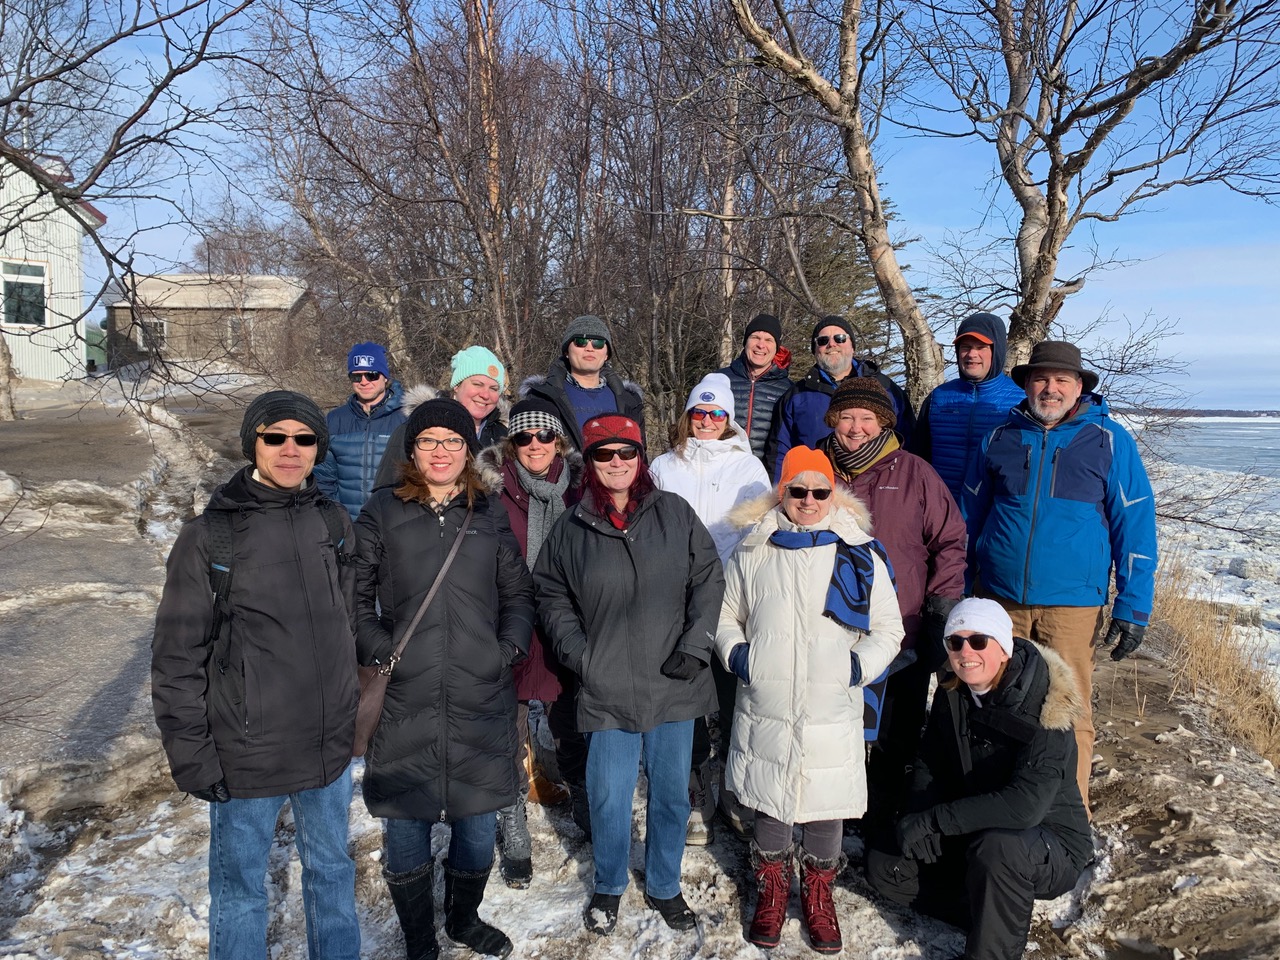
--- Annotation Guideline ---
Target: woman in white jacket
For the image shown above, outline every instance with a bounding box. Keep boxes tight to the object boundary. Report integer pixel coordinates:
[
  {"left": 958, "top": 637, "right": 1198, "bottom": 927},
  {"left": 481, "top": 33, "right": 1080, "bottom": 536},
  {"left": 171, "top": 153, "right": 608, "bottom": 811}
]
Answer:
[
  {"left": 651, "top": 372, "right": 771, "bottom": 844},
  {"left": 716, "top": 445, "right": 903, "bottom": 955}
]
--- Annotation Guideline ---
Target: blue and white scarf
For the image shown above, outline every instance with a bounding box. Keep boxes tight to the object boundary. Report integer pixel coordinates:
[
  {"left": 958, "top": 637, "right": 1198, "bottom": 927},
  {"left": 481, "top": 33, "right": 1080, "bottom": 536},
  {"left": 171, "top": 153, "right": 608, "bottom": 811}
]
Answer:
[{"left": 768, "top": 528, "right": 896, "bottom": 632}]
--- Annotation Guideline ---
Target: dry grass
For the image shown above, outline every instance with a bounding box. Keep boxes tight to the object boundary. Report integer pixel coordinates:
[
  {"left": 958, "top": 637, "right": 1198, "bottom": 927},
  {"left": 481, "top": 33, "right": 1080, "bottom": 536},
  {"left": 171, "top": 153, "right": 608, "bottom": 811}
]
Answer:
[{"left": 1156, "top": 549, "right": 1280, "bottom": 765}]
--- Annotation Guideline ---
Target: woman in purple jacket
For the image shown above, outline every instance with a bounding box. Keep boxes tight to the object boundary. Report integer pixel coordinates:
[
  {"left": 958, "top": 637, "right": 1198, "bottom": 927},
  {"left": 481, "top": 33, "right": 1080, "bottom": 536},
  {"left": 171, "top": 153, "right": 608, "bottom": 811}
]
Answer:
[
  {"left": 477, "top": 397, "right": 587, "bottom": 887},
  {"left": 819, "top": 378, "right": 967, "bottom": 833}
]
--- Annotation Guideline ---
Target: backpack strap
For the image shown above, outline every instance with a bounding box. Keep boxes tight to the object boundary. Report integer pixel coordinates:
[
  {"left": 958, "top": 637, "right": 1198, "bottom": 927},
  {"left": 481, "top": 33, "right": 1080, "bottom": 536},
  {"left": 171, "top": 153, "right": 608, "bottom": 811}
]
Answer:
[
  {"left": 317, "top": 497, "right": 354, "bottom": 565},
  {"left": 204, "top": 510, "right": 236, "bottom": 669}
]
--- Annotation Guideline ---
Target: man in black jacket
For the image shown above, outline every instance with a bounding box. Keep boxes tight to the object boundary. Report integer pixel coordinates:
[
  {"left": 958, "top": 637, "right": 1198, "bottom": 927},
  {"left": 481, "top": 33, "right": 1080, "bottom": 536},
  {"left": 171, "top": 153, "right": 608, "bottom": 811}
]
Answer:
[{"left": 152, "top": 390, "right": 360, "bottom": 960}]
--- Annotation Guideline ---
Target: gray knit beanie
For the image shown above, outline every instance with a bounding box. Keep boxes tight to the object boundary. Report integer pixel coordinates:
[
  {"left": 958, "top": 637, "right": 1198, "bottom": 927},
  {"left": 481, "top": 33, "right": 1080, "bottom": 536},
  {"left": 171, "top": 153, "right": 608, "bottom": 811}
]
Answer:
[
  {"left": 240, "top": 390, "right": 329, "bottom": 461},
  {"left": 560, "top": 315, "right": 613, "bottom": 357}
]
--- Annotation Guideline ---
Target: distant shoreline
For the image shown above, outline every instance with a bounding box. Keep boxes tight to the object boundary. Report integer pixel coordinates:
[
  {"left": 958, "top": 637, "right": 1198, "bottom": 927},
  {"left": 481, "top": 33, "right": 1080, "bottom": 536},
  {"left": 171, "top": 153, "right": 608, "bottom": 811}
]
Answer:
[{"left": 1116, "top": 408, "right": 1280, "bottom": 418}]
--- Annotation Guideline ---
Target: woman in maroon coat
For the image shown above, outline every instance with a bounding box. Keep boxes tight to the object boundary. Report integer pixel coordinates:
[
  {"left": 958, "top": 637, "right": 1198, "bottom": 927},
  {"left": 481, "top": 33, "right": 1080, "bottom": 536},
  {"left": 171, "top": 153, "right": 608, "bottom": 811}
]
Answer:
[
  {"left": 477, "top": 397, "right": 585, "bottom": 887},
  {"left": 819, "top": 378, "right": 967, "bottom": 831}
]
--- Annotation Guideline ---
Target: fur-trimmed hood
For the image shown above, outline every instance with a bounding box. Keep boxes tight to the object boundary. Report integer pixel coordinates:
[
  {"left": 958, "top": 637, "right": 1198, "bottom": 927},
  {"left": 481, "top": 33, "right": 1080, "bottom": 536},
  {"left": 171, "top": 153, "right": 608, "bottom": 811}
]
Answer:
[
  {"left": 517, "top": 358, "right": 646, "bottom": 406},
  {"left": 727, "top": 487, "right": 875, "bottom": 547},
  {"left": 400, "top": 382, "right": 512, "bottom": 423},
  {"left": 1028, "top": 640, "right": 1085, "bottom": 732},
  {"left": 475, "top": 442, "right": 584, "bottom": 488}
]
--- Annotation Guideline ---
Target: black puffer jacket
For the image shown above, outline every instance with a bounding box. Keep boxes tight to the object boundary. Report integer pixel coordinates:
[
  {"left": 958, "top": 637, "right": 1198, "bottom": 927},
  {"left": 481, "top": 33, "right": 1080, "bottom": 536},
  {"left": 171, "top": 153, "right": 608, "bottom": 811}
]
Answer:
[
  {"left": 354, "top": 484, "right": 535, "bottom": 822},
  {"left": 908, "top": 638, "right": 1093, "bottom": 870},
  {"left": 518, "top": 357, "right": 645, "bottom": 451},
  {"left": 716, "top": 351, "right": 794, "bottom": 462},
  {"left": 532, "top": 489, "right": 724, "bottom": 733},
  {"left": 152, "top": 467, "right": 358, "bottom": 799}
]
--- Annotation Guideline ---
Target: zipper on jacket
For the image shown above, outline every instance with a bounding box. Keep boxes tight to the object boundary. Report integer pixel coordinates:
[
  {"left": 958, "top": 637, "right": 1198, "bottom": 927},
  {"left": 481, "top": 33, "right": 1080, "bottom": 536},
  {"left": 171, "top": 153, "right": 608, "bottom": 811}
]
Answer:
[
  {"left": 1021, "top": 433, "right": 1050, "bottom": 602},
  {"left": 291, "top": 499, "right": 330, "bottom": 783},
  {"left": 1048, "top": 448, "right": 1061, "bottom": 499},
  {"left": 745, "top": 376, "right": 758, "bottom": 439}
]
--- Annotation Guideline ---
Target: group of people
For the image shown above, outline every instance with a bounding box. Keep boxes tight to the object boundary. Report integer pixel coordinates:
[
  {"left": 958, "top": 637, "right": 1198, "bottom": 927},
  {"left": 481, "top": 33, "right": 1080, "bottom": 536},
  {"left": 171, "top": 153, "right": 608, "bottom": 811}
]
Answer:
[{"left": 151, "top": 309, "right": 1157, "bottom": 960}]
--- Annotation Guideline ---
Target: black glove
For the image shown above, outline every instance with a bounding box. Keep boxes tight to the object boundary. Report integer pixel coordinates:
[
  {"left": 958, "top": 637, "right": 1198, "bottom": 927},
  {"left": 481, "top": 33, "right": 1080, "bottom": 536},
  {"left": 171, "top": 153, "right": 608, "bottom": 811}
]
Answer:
[
  {"left": 1101, "top": 618, "right": 1146, "bottom": 661},
  {"left": 660, "top": 650, "right": 705, "bottom": 681},
  {"left": 728, "top": 643, "right": 751, "bottom": 684},
  {"left": 920, "top": 595, "right": 960, "bottom": 672},
  {"left": 896, "top": 809, "right": 942, "bottom": 863},
  {"left": 190, "top": 779, "right": 230, "bottom": 804}
]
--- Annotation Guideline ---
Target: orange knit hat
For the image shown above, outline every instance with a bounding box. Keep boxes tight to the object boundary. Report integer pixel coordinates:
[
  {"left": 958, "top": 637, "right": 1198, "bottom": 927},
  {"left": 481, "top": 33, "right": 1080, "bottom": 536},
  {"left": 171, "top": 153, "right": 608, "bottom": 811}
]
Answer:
[{"left": 778, "top": 445, "right": 835, "bottom": 490}]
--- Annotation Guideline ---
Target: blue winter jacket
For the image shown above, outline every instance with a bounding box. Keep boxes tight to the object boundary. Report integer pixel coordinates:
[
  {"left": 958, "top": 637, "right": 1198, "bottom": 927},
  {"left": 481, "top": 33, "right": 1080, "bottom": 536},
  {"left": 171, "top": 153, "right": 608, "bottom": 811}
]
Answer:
[
  {"left": 765, "top": 359, "right": 915, "bottom": 480},
  {"left": 962, "top": 395, "right": 1157, "bottom": 625},
  {"left": 914, "top": 373, "right": 1024, "bottom": 508},
  {"left": 314, "top": 380, "right": 407, "bottom": 519}
]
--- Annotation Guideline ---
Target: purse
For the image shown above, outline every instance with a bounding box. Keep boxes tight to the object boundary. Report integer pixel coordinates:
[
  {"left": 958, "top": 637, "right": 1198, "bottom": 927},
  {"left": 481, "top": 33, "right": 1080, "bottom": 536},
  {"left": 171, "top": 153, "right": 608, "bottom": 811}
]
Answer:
[{"left": 352, "top": 506, "right": 473, "bottom": 758}]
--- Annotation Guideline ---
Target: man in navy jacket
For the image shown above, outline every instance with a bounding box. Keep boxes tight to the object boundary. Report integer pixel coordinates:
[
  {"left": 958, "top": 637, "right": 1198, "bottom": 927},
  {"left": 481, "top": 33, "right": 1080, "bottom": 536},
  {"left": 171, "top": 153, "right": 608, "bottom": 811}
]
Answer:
[{"left": 963, "top": 340, "right": 1157, "bottom": 808}]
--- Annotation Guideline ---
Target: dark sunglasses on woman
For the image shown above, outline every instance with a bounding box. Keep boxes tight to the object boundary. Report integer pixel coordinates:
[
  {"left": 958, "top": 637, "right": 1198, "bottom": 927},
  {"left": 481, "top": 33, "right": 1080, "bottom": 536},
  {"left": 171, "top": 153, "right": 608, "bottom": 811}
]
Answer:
[
  {"left": 689, "top": 408, "right": 729, "bottom": 423},
  {"left": 589, "top": 446, "right": 640, "bottom": 463},
  {"left": 785, "top": 485, "right": 832, "bottom": 501},
  {"left": 513, "top": 429, "right": 559, "bottom": 446},
  {"left": 944, "top": 633, "right": 997, "bottom": 652}
]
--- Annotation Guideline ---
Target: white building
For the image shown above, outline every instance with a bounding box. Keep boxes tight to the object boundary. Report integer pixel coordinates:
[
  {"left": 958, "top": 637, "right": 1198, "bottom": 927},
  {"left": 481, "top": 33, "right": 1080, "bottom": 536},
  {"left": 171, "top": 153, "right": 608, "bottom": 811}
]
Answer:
[{"left": 0, "top": 157, "right": 107, "bottom": 381}]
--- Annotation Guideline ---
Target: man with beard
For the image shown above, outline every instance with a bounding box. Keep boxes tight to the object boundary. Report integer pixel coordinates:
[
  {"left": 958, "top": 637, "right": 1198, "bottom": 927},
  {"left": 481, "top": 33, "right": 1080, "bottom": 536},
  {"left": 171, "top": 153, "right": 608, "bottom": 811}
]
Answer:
[{"left": 963, "top": 340, "right": 1157, "bottom": 810}]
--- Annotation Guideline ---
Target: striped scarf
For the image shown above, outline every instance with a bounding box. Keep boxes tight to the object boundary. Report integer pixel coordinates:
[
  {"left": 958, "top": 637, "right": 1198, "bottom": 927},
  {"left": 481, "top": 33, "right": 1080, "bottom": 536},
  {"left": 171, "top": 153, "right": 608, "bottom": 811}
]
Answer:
[{"left": 822, "top": 429, "right": 898, "bottom": 480}]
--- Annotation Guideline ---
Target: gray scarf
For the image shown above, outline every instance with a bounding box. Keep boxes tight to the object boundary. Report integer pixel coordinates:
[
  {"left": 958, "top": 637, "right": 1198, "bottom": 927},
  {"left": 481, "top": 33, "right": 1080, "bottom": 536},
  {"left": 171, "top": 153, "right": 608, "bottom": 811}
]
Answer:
[{"left": 516, "top": 459, "right": 570, "bottom": 569}]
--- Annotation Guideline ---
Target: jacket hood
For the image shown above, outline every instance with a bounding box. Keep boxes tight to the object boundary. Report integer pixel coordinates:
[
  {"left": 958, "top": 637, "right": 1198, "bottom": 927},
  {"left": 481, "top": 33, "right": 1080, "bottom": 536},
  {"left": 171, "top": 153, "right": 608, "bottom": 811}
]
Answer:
[
  {"left": 1032, "top": 640, "right": 1085, "bottom": 731},
  {"left": 476, "top": 443, "right": 584, "bottom": 487},
  {"left": 1012, "top": 392, "right": 1108, "bottom": 431},
  {"left": 206, "top": 463, "right": 322, "bottom": 513},
  {"left": 956, "top": 313, "right": 1009, "bottom": 381},
  {"left": 671, "top": 418, "right": 754, "bottom": 461},
  {"left": 401, "top": 382, "right": 512, "bottom": 424},
  {"left": 727, "top": 487, "right": 874, "bottom": 545}
]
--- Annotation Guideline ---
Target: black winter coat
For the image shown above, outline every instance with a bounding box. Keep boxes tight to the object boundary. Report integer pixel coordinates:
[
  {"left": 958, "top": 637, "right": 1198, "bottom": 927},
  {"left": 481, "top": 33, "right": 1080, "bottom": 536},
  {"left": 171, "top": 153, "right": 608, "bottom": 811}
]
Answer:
[
  {"left": 354, "top": 487, "right": 535, "bottom": 822},
  {"left": 518, "top": 357, "right": 645, "bottom": 451},
  {"left": 152, "top": 467, "right": 358, "bottom": 799},
  {"left": 909, "top": 638, "right": 1093, "bottom": 870},
  {"left": 533, "top": 489, "right": 724, "bottom": 733}
]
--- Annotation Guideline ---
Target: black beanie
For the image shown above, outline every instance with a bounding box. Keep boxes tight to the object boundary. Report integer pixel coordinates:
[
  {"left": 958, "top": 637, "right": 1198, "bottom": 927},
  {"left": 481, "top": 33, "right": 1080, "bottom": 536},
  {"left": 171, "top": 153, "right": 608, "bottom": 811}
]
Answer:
[
  {"left": 743, "top": 313, "right": 782, "bottom": 346},
  {"left": 240, "top": 390, "right": 329, "bottom": 461},
  {"left": 403, "top": 398, "right": 479, "bottom": 458},
  {"left": 810, "top": 315, "right": 854, "bottom": 352}
]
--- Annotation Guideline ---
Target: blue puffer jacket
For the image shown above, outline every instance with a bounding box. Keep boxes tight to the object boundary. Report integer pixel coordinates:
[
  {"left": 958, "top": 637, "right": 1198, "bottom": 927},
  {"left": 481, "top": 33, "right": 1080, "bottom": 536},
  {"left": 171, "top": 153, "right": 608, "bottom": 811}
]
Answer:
[
  {"left": 962, "top": 395, "right": 1157, "bottom": 625},
  {"left": 716, "top": 350, "right": 794, "bottom": 462},
  {"left": 314, "top": 380, "right": 407, "bottom": 519},
  {"left": 914, "top": 374, "right": 1023, "bottom": 508},
  {"left": 765, "top": 359, "right": 915, "bottom": 480}
]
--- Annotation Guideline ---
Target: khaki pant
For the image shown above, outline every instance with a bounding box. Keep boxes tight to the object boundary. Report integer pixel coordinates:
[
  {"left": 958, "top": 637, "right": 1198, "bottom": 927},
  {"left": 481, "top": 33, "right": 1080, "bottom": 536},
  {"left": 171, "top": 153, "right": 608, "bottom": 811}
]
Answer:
[{"left": 984, "top": 597, "right": 1103, "bottom": 810}]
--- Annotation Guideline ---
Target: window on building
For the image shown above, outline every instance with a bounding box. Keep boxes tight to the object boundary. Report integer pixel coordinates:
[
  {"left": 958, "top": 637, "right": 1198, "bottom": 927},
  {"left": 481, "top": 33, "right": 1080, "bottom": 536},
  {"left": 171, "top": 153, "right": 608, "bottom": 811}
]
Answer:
[
  {"left": 2, "top": 262, "right": 47, "bottom": 326},
  {"left": 137, "top": 316, "right": 167, "bottom": 351}
]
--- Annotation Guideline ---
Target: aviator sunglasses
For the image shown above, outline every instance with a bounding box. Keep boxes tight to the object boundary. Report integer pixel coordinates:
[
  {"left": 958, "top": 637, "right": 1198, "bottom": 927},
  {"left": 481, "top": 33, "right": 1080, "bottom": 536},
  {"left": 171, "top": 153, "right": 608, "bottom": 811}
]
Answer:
[
  {"left": 944, "top": 633, "right": 997, "bottom": 652},
  {"left": 258, "top": 431, "right": 319, "bottom": 447},
  {"left": 589, "top": 446, "right": 640, "bottom": 463},
  {"left": 814, "top": 333, "right": 850, "bottom": 348},
  {"left": 513, "top": 428, "right": 559, "bottom": 446},
  {"left": 690, "top": 408, "right": 729, "bottom": 423},
  {"left": 785, "top": 485, "right": 832, "bottom": 501},
  {"left": 349, "top": 371, "right": 382, "bottom": 383}
]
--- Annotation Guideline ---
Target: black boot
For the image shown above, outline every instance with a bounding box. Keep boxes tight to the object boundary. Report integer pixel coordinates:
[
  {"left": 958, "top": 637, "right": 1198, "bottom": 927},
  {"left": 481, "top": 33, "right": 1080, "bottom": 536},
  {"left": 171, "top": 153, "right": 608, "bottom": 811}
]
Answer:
[
  {"left": 384, "top": 861, "right": 439, "bottom": 960},
  {"left": 569, "top": 783, "right": 592, "bottom": 841},
  {"left": 443, "top": 861, "right": 513, "bottom": 959}
]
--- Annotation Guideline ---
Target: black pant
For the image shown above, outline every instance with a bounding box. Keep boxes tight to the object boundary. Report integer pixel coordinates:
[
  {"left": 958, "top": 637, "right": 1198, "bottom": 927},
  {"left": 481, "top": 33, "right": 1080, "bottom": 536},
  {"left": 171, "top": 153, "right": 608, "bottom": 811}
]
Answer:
[
  {"left": 864, "top": 656, "right": 934, "bottom": 832},
  {"left": 866, "top": 826, "right": 1083, "bottom": 960},
  {"left": 691, "top": 658, "right": 737, "bottom": 768},
  {"left": 546, "top": 681, "right": 589, "bottom": 787}
]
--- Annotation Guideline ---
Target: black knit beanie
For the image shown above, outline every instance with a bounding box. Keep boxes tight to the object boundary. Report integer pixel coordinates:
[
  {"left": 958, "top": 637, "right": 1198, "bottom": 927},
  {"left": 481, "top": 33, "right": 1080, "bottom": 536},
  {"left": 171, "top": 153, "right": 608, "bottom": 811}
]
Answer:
[
  {"left": 810, "top": 315, "right": 855, "bottom": 352},
  {"left": 403, "top": 398, "right": 479, "bottom": 458},
  {"left": 743, "top": 313, "right": 782, "bottom": 346},
  {"left": 240, "top": 390, "right": 329, "bottom": 461}
]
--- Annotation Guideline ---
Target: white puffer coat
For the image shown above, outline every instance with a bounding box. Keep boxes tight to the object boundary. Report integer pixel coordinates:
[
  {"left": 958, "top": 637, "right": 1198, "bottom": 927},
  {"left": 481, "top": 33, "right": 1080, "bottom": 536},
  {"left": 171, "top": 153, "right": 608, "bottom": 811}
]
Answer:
[
  {"left": 715, "top": 490, "right": 904, "bottom": 823},
  {"left": 650, "top": 423, "right": 772, "bottom": 563}
]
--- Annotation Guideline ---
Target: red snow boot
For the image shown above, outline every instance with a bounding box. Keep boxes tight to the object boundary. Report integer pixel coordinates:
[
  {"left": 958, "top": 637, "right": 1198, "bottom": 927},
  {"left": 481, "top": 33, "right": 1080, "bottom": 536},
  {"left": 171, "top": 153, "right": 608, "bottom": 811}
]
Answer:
[
  {"left": 748, "top": 843, "right": 793, "bottom": 948},
  {"left": 799, "top": 849, "right": 844, "bottom": 954}
]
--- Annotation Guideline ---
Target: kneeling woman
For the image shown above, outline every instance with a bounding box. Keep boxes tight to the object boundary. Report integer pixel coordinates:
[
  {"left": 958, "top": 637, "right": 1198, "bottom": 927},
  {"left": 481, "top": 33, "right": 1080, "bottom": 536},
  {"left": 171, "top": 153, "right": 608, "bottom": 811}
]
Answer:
[
  {"left": 716, "top": 446, "right": 903, "bottom": 954},
  {"left": 355, "top": 398, "right": 534, "bottom": 960},
  {"left": 865, "top": 598, "right": 1092, "bottom": 960}
]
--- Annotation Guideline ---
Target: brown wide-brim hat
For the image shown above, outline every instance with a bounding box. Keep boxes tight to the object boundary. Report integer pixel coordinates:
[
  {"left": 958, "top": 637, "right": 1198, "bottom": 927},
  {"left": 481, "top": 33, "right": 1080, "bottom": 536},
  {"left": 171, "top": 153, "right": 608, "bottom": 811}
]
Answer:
[{"left": 1011, "top": 340, "right": 1099, "bottom": 393}]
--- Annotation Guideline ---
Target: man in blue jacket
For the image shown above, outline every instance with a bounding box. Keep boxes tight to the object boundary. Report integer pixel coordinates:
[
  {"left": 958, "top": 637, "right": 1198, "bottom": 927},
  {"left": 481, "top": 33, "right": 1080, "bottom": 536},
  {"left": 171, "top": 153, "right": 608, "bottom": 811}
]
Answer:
[
  {"left": 314, "top": 341, "right": 406, "bottom": 519},
  {"left": 765, "top": 316, "right": 914, "bottom": 479},
  {"left": 911, "top": 312, "right": 1024, "bottom": 510},
  {"left": 963, "top": 340, "right": 1157, "bottom": 808}
]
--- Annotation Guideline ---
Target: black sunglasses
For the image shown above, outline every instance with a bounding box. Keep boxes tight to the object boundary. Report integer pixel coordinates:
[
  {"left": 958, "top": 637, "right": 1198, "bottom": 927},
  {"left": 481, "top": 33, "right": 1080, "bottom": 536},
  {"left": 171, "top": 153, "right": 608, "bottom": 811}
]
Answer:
[
  {"left": 349, "top": 371, "right": 382, "bottom": 383},
  {"left": 589, "top": 446, "right": 640, "bottom": 463},
  {"left": 513, "top": 428, "right": 559, "bottom": 446},
  {"left": 944, "top": 633, "right": 996, "bottom": 652},
  {"left": 814, "top": 334, "right": 850, "bottom": 347},
  {"left": 258, "top": 431, "right": 319, "bottom": 447},
  {"left": 571, "top": 337, "right": 607, "bottom": 349},
  {"left": 785, "top": 485, "right": 832, "bottom": 501}
]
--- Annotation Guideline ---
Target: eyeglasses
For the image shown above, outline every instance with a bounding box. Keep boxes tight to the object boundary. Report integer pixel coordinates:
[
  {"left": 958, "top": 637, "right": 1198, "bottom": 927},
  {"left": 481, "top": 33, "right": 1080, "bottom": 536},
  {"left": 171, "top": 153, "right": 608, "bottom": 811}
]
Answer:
[
  {"left": 944, "top": 633, "right": 996, "bottom": 652},
  {"left": 414, "top": 436, "right": 467, "bottom": 451},
  {"left": 258, "top": 431, "right": 319, "bottom": 447},
  {"left": 513, "top": 428, "right": 558, "bottom": 446},
  {"left": 785, "top": 485, "right": 832, "bottom": 501},
  {"left": 689, "top": 408, "right": 729, "bottom": 423},
  {"left": 814, "top": 334, "right": 850, "bottom": 347},
  {"left": 349, "top": 371, "right": 382, "bottom": 383},
  {"left": 571, "top": 337, "right": 607, "bottom": 349},
  {"left": 589, "top": 446, "right": 640, "bottom": 463}
]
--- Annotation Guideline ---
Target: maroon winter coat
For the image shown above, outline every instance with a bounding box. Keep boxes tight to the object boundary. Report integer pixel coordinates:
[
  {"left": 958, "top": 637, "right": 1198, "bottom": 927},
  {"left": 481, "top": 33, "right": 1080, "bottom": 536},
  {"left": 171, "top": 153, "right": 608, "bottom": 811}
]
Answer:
[
  {"left": 479, "top": 445, "right": 583, "bottom": 702},
  {"left": 837, "top": 448, "right": 966, "bottom": 650}
]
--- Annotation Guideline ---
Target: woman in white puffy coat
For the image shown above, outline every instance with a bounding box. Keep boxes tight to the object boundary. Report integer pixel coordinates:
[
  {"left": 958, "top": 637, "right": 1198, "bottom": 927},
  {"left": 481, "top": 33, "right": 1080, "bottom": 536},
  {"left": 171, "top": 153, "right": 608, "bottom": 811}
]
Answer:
[
  {"left": 651, "top": 372, "right": 771, "bottom": 842},
  {"left": 716, "top": 445, "right": 903, "bottom": 955}
]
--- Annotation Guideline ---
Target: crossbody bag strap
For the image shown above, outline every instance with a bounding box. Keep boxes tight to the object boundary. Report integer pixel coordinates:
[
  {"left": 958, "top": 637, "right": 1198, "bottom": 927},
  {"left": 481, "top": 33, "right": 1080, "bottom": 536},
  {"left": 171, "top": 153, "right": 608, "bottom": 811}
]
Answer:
[{"left": 378, "top": 506, "right": 474, "bottom": 676}]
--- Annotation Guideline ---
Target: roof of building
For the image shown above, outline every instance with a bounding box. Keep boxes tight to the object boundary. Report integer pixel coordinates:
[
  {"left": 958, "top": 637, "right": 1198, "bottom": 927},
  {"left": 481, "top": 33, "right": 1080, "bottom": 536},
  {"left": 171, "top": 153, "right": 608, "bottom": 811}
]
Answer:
[{"left": 107, "top": 274, "right": 308, "bottom": 312}]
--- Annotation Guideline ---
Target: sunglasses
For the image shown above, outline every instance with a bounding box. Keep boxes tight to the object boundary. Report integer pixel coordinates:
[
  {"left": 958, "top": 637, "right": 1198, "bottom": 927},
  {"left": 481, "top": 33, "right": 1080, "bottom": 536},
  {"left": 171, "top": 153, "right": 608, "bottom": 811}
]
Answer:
[
  {"left": 589, "top": 446, "right": 640, "bottom": 463},
  {"left": 414, "top": 436, "right": 467, "bottom": 451},
  {"left": 785, "top": 485, "right": 832, "bottom": 501},
  {"left": 349, "top": 371, "right": 382, "bottom": 383},
  {"left": 258, "top": 431, "right": 319, "bottom": 447},
  {"left": 571, "top": 337, "right": 607, "bottom": 349},
  {"left": 814, "top": 334, "right": 850, "bottom": 347},
  {"left": 513, "top": 428, "right": 558, "bottom": 446},
  {"left": 690, "top": 408, "right": 729, "bottom": 423},
  {"left": 944, "top": 633, "right": 997, "bottom": 652}
]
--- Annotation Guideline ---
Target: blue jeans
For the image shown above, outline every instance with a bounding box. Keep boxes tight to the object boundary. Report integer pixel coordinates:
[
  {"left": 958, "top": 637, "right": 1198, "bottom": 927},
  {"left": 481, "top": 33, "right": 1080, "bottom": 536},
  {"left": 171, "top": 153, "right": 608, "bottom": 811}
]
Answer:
[
  {"left": 586, "top": 720, "right": 693, "bottom": 899},
  {"left": 208, "top": 764, "right": 359, "bottom": 960},
  {"left": 383, "top": 812, "right": 497, "bottom": 874}
]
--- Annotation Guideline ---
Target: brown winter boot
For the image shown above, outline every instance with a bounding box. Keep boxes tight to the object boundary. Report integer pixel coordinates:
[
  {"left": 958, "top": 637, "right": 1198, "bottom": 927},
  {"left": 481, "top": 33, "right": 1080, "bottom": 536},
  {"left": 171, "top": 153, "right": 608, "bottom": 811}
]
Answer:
[
  {"left": 524, "top": 737, "right": 570, "bottom": 806},
  {"left": 799, "top": 849, "right": 845, "bottom": 955},
  {"left": 748, "top": 843, "right": 792, "bottom": 948}
]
